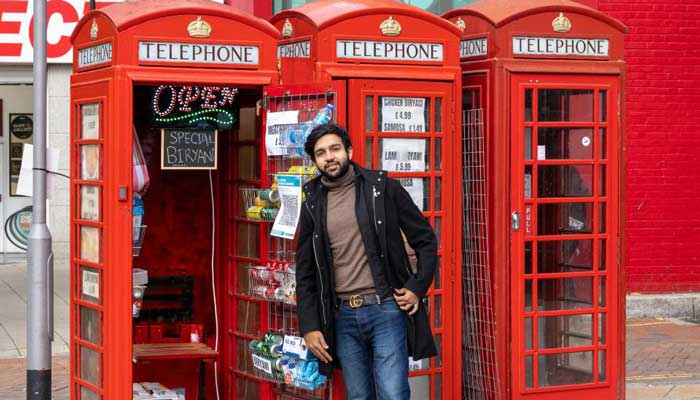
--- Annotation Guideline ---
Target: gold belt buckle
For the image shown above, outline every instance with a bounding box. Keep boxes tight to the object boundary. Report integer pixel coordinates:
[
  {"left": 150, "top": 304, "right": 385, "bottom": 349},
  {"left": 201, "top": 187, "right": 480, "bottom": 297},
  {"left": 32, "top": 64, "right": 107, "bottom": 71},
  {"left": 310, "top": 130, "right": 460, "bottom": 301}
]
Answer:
[{"left": 349, "top": 295, "right": 363, "bottom": 308}]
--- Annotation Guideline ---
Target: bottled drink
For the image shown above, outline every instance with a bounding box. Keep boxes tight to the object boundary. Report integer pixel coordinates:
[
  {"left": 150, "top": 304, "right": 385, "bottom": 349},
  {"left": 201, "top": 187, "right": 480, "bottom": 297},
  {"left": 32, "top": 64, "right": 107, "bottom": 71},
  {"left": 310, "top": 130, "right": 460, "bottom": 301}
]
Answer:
[{"left": 312, "top": 104, "right": 334, "bottom": 125}]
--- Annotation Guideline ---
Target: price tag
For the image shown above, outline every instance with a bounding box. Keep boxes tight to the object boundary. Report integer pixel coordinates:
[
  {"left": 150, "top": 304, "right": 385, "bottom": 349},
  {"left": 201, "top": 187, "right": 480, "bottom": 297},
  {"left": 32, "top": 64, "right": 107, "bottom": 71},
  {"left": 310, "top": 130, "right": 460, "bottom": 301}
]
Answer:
[
  {"left": 381, "top": 138, "right": 426, "bottom": 172},
  {"left": 282, "top": 335, "right": 309, "bottom": 360},
  {"left": 381, "top": 97, "right": 426, "bottom": 132},
  {"left": 252, "top": 354, "right": 273, "bottom": 374}
]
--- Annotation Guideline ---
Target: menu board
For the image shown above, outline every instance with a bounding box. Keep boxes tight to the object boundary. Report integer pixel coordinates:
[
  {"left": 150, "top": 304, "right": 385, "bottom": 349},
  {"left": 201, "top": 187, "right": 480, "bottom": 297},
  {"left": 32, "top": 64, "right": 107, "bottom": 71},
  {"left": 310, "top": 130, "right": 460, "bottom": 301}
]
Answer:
[{"left": 161, "top": 128, "right": 218, "bottom": 170}]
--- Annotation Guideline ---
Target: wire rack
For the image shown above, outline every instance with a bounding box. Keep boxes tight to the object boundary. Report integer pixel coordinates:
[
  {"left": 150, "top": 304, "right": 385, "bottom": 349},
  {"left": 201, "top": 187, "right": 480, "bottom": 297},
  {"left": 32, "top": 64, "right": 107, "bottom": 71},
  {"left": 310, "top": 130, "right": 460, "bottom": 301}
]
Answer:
[{"left": 462, "top": 108, "right": 502, "bottom": 400}]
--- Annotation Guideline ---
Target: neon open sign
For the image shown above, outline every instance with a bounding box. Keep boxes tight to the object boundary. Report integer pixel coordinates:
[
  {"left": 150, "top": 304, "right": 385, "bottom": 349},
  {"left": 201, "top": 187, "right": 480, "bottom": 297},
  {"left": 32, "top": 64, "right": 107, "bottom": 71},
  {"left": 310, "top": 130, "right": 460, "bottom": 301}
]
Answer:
[{"left": 151, "top": 85, "right": 238, "bottom": 126}]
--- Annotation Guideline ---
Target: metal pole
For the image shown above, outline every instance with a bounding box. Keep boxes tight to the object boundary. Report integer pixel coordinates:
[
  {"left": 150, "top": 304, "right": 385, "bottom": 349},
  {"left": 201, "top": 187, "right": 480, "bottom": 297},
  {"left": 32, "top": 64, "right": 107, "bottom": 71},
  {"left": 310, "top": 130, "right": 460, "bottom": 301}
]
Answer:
[
  {"left": 90, "top": 0, "right": 95, "bottom": 10},
  {"left": 27, "top": 0, "right": 53, "bottom": 398}
]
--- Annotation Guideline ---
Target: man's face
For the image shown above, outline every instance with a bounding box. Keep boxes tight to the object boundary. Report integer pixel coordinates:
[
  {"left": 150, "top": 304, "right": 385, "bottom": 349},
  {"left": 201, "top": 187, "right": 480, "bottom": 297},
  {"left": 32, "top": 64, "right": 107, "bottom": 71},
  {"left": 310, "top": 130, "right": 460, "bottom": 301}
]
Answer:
[{"left": 312, "top": 133, "right": 353, "bottom": 180}]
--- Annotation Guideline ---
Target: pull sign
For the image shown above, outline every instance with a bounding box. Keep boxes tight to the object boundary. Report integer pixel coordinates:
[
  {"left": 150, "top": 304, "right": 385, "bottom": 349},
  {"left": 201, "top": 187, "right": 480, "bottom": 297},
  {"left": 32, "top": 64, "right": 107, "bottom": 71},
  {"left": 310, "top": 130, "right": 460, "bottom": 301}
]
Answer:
[{"left": 512, "top": 211, "right": 521, "bottom": 231}]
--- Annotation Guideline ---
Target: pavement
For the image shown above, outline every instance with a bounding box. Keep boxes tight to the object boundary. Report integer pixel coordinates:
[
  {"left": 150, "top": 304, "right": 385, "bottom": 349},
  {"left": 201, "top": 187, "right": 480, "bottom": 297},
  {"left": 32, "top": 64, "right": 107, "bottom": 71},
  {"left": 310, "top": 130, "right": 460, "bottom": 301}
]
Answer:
[{"left": 0, "top": 258, "right": 699, "bottom": 399}]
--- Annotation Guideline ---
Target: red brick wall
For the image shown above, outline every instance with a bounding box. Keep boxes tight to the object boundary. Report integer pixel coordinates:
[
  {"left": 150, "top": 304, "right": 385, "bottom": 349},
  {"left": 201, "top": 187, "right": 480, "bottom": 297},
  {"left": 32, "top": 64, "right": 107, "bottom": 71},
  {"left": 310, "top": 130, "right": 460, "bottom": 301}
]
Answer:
[{"left": 593, "top": 0, "right": 700, "bottom": 293}]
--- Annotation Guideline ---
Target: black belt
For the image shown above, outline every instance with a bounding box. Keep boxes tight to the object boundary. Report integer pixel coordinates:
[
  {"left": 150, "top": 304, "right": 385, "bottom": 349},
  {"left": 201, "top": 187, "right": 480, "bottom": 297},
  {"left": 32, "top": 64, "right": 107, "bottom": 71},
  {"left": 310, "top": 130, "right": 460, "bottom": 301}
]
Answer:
[{"left": 337, "top": 293, "right": 393, "bottom": 309}]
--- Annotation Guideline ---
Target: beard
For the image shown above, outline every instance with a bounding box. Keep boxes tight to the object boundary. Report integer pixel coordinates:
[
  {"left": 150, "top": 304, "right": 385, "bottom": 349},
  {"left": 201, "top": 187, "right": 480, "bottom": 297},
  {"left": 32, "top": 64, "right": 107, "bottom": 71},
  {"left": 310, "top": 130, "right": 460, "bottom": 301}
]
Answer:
[{"left": 320, "top": 158, "right": 350, "bottom": 181}]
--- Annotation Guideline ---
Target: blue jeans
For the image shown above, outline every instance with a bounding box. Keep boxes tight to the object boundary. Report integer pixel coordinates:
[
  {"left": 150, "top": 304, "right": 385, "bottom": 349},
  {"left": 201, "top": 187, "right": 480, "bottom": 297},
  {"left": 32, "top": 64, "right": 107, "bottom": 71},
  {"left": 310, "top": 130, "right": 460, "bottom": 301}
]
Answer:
[{"left": 334, "top": 300, "right": 410, "bottom": 400}]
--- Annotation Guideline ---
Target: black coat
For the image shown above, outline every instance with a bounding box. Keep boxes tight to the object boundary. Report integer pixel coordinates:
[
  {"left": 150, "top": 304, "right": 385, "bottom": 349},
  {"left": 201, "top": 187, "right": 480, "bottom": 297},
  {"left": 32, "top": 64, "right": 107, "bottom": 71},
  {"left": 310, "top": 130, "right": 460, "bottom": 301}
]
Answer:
[{"left": 295, "top": 162, "right": 438, "bottom": 376}]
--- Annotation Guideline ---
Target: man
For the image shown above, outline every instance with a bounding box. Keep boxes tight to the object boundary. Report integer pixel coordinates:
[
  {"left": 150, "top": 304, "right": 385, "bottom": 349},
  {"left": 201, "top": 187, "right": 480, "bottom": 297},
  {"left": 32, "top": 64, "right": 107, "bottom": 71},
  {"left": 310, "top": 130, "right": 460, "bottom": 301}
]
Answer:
[{"left": 295, "top": 124, "right": 438, "bottom": 399}]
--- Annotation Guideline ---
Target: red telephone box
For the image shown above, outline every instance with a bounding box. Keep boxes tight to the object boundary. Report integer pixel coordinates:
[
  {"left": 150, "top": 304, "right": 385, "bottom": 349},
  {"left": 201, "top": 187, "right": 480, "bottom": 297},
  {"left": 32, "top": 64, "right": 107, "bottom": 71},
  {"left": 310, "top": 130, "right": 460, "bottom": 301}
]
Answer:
[
  {"left": 69, "top": 1, "right": 280, "bottom": 399},
  {"left": 443, "top": 1, "right": 626, "bottom": 399},
  {"left": 255, "top": 1, "right": 463, "bottom": 399}
]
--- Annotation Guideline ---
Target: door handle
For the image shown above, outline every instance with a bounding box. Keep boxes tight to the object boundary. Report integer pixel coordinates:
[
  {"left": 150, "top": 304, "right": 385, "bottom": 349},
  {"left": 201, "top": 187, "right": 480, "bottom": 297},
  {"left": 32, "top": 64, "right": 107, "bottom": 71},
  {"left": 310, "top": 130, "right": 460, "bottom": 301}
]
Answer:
[{"left": 512, "top": 211, "right": 520, "bottom": 231}]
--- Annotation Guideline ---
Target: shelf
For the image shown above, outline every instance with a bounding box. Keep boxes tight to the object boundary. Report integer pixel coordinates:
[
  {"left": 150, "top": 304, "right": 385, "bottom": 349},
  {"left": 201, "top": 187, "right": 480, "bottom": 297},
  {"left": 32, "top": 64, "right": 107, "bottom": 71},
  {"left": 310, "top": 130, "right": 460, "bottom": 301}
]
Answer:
[{"left": 133, "top": 343, "right": 218, "bottom": 362}]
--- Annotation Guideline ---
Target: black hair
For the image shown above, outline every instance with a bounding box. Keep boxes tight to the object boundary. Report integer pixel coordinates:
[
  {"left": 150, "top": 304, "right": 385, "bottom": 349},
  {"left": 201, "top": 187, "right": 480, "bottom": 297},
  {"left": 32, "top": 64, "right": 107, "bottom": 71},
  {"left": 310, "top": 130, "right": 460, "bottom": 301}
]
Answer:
[{"left": 304, "top": 123, "right": 353, "bottom": 159}]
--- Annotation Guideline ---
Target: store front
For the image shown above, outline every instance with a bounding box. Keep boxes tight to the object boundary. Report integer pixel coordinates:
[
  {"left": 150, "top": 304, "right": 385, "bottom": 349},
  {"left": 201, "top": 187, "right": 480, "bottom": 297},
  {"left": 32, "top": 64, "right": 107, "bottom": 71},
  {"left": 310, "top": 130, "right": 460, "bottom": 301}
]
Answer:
[{"left": 444, "top": 1, "right": 626, "bottom": 399}]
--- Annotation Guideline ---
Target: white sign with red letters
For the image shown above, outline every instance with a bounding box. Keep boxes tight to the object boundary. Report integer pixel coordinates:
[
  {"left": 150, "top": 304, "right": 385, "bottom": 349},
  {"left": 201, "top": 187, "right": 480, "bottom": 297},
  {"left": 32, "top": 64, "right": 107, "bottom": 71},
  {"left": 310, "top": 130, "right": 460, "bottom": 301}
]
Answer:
[{"left": 0, "top": 0, "right": 222, "bottom": 64}]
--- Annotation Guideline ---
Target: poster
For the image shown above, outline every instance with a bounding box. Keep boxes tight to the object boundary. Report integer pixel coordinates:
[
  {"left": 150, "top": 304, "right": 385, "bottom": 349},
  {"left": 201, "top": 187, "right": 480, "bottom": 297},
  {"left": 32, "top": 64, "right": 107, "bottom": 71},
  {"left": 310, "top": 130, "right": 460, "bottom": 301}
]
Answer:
[
  {"left": 398, "top": 178, "right": 425, "bottom": 211},
  {"left": 380, "top": 97, "right": 426, "bottom": 133},
  {"left": 81, "top": 104, "right": 100, "bottom": 139},
  {"left": 81, "top": 145, "right": 100, "bottom": 180},
  {"left": 380, "top": 138, "right": 426, "bottom": 172},
  {"left": 81, "top": 186, "right": 100, "bottom": 221},
  {"left": 82, "top": 270, "right": 100, "bottom": 300},
  {"left": 265, "top": 110, "right": 299, "bottom": 156},
  {"left": 16, "top": 144, "right": 60, "bottom": 198},
  {"left": 271, "top": 174, "right": 302, "bottom": 239},
  {"left": 9, "top": 113, "right": 33, "bottom": 196},
  {"left": 80, "top": 226, "right": 100, "bottom": 263}
]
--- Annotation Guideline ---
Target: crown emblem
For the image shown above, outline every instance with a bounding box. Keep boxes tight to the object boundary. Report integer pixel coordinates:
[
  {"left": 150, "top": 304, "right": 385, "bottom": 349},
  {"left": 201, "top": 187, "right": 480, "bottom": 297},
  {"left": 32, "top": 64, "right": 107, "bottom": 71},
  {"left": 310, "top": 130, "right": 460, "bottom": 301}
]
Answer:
[
  {"left": 380, "top": 16, "right": 401, "bottom": 37},
  {"left": 455, "top": 17, "right": 466, "bottom": 32},
  {"left": 282, "top": 19, "right": 293, "bottom": 38},
  {"left": 552, "top": 12, "right": 572, "bottom": 33},
  {"left": 90, "top": 20, "right": 98, "bottom": 40},
  {"left": 188, "top": 17, "right": 212, "bottom": 38}
]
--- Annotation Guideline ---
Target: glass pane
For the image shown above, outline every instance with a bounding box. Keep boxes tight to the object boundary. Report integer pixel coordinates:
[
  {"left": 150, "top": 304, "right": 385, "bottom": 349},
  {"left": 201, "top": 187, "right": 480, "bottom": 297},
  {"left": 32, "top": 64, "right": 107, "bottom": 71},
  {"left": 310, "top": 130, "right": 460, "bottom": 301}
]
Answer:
[
  {"left": 237, "top": 300, "right": 260, "bottom": 336},
  {"left": 435, "top": 97, "right": 443, "bottom": 132},
  {"left": 80, "top": 306, "right": 100, "bottom": 345},
  {"left": 80, "top": 346, "right": 100, "bottom": 386},
  {"left": 237, "top": 145, "right": 259, "bottom": 180},
  {"left": 599, "top": 128, "right": 607, "bottom": 159},
  {"left": 538, "top": 240, "right": 594, "bottom": 273},
  {"left": 599, "top": 240, "right": 607, "bottom": 271},
  {"left": 80, "top": 386, "right": 99, "bottom": 400},
  {"left": 434, "top": 296, "right": 442, "bottom": 328},
  {"left": 525, "top": 242, "right": 533, "bottom": 274},
  {"left": 538, "top": 128, "right": 594, "bottom": 159},
  {"left": 538, "top": 89, "right": 594, "bottom": 122},
  {"left": 525, "top": 89, "right": 533, "bottom": 122},
  {"left": 435, "top": 138, "right": 442, "bottom": 171},
  {"left": 463, "top": 89, "right": 474, "bottom": 110},
  {"left": 237, "top": 338, "right": 254, "bottom": 374},
  {"left": 365, "top": 96, "right": 374, "bottom": 132},
  {"left": 599, "top": 350, "right": 607, "bottom": 382},
  {"left": 434, "top": 177, "right": 442, "bottom": 211},
  {"left": 525, "top": 356, "right": 534, "bottom": 388},
  {"left": 525, "top": 127, "right": 533, "bottom": 160},
  {"left": 80, "top": 267, "right": 100, "bottom": 303},
  {"left": 236, "top": 376, "right": 260, "bottom": 399},
  {"left": 80, "top": 226, "right": 100, "bottom": 263},
  {"left": 539, "top": 351, "right": 594, "bottom": 387},
  {"left": 599, "top": 203, "right": 606, "bottom": 233},
  {"left": 236, "top": 224, "right": 260, "bottom": 258},
  {"left": 435, "top": 334, "right": 442, "bottom": 367},
  {"left": 599, "top": 276, "right": 606, "bottom": 307},
  {"left": 525, "top": 317, "right": 533, "bottom": 349},
  {"left": 599, "top": 313, "right": 606, "bottom": 344},
  {"left": 378, "top": 138, "right": 429, "bottom": 172},
  {"left": 397, "top": 177, "right": 428, "bottom": 211},
  {"left": 598, "top": 165, "right": 606, "bottom": 196},
  {"left": 525, "top": 165, "right": 533, "bottom": 198},
  {"left": 80, "top": 186, "right": 100, "bottom": 221},
  {"left": 599, "top": 91, "right": 607, "bottom": 122},
  {"left": 538, "top": 165, "right": 593, "bottom": 197},
  {"left": 434, "top": 372, "right": 442, "bottom": 400},
  {"left": 538, "top": 277, "right": 593, "bottom": 310},
  {"left": 409, "top": 375, "right": 430, "bottom": 399},
  {"left": 538, "top": 203, "right": 593, "bottom": 235},
  {"left": 538, "top": 314, "right": 592, "bottom": 349},
  {"left": 434, "top": 256, "right": 441, "bottom": 289},
  {"left": 81, "top": 145, "right": 100, "bottom": 180},
  {"left": 81, "top": 103, "right": 100, "bottom": 139},
  {"left": 525, "top": 280, "right": 533, "bottom": 312},
  {"left": 434, "top": 217, "right": 442, "bottom": 249},
  {"left": 365, "top": 138, "right": 373, "bottom": 169},
  {"left": 378, "top": 97, "right": 429, "bottom": 133}
]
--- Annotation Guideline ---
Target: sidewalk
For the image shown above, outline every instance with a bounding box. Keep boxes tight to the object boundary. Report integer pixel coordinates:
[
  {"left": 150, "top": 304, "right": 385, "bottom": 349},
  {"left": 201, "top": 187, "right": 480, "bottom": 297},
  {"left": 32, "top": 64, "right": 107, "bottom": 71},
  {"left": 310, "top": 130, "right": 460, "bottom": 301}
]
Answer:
[{"left": 1, "top": 260, "right": 700, "bottom": 399}]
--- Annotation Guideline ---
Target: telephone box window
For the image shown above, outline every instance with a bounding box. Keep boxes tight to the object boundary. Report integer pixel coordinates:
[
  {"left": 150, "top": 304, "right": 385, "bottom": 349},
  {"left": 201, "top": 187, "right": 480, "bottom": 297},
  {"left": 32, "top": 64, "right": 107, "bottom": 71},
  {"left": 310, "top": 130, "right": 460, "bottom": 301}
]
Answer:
[
  {"left": 538, "top": 314, "right": 593, "bottom": 348},
  {"left": 539, "top": 352, "right": 594, "bottom": 386},
  {"left": 537, "top": 202, "right": 593, "bottom": 235},
  {"left": 537, "top": 239, "right": 594, "bottom": 273},
  {"left": 538, "top": 128, "right": 594, "bottom": 159},
  {"left": 538, "top": 89, "right": 594, "bottom": 122},
  {"left": 537, "top": 165, "right": 593, "bottom": 197},
  {"left": 537, "top": 277, "right": 593, "bottom": 310}
]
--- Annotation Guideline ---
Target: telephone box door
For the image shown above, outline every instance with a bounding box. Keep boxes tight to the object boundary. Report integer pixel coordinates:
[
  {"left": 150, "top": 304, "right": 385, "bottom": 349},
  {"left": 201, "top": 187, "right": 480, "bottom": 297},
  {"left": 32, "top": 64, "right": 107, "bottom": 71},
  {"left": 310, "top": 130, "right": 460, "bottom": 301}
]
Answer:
[
  {"left": 349, "top": 79, "right": 458, "bottom": 400},
  {"left": 510, "top": 74, "right": 621, "bottom": 400}
]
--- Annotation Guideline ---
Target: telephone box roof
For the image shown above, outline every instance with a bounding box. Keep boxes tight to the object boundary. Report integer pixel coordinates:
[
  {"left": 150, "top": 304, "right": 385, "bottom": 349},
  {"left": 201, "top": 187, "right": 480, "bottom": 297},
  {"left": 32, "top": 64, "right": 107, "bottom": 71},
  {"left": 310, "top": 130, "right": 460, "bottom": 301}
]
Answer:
[
  {"left": 443, "top": 0, "right": 626, "bottom": 32},
  {"left": 72, "top": 0, "right": 280, "bottom": 43},
  {"left": 271, "top": 0, "right": 462, "bottom": 35}
]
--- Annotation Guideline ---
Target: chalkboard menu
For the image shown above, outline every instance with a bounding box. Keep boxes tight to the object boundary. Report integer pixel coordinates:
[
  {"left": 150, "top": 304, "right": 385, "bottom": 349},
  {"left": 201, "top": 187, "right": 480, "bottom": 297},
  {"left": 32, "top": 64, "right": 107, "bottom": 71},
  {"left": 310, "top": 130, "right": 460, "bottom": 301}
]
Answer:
[{"left": 161, "top": 128, "right": 218, "bottom": 170}]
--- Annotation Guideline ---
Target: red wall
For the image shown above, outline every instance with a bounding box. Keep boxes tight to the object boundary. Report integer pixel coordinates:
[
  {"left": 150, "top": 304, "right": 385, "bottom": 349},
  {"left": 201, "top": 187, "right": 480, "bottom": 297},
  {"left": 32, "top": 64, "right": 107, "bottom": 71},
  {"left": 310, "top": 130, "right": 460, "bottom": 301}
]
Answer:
[{"left": 593, "top": 0, "right": 700, "bottom": 293}]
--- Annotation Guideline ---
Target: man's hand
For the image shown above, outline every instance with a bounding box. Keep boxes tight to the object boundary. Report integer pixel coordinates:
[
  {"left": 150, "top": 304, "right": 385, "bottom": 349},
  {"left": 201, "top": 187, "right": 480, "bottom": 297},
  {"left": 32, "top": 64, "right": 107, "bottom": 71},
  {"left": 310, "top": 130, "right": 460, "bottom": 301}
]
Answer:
[
  {"left": 303, "top": 331, "right": 333, "bottom": 363},
  {"left": 394, "top": 288, "right": 420, "bottom": 315}
]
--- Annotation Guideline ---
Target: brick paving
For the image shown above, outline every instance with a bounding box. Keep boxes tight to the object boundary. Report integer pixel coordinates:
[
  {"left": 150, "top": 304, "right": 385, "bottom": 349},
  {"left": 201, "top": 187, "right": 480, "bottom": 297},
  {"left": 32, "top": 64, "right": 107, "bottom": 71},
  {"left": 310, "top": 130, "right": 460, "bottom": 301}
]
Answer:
[{"left": 0, "top": 355, "right": 69, "bottom": 400}]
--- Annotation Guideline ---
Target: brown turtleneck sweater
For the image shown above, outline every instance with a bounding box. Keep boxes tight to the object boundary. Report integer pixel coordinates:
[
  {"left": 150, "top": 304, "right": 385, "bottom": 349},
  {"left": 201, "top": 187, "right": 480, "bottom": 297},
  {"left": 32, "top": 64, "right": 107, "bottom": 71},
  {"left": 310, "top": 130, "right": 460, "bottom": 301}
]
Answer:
[{"left": 321, "top": 166, "right": 376, "bottom": 300}]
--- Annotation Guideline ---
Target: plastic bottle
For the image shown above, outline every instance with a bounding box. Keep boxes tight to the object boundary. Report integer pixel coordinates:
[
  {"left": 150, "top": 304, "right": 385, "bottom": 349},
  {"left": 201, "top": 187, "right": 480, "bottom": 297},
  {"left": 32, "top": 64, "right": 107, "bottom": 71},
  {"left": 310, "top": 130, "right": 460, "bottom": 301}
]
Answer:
[
  {"left": 133, "top": 194, "right": 144, "bottom": 240},
  {"left": 301, "top": 104, "right": 335, "bottom": 142}
]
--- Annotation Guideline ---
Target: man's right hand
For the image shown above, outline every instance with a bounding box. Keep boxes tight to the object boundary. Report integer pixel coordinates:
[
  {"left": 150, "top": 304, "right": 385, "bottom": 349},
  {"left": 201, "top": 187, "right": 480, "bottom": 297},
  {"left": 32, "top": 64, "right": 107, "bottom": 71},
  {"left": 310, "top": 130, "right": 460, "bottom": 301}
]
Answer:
[{"left": 303, "top": 330, "right": 333, "bottom": 363}]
